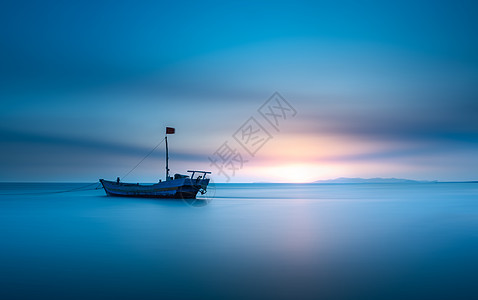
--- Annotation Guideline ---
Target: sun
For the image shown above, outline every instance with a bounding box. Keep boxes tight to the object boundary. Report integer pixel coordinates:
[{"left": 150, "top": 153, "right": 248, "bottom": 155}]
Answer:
[{"left": 264, "top": 164, "right": 320, "bottom": 183}]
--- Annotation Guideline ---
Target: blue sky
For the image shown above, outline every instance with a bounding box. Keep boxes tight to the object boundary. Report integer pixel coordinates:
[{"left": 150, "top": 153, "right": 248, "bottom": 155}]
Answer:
[{"left": 1, "top": 0, "right": 477, "bottom": 182}]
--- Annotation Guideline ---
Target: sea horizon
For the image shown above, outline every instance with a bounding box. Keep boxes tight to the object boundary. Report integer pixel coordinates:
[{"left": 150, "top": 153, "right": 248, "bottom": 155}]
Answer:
[{"left": 1, "top": 179, "right": 477, "bottom": 184}]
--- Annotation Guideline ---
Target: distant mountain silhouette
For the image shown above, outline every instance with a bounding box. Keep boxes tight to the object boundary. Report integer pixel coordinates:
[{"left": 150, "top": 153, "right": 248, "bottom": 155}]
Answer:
[{"left": 313, "top": 177, "right": 435, "bottom": 184}]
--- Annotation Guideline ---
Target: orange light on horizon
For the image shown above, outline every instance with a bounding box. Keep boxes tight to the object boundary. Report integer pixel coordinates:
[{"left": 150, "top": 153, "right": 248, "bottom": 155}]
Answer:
[{"left": 243, "top": 163, "right": 348, "bottom": 183}]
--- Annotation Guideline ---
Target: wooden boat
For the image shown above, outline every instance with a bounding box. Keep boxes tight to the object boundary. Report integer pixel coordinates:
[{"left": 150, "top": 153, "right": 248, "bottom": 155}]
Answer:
[{"left": 99, "top": 127, "right": 211, "bottom": 199}]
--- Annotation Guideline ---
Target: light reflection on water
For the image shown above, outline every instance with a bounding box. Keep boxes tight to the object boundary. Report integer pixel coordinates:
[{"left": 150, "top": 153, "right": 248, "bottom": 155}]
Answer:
[{"left": 0, "top": 183, "right": 477, "bottom": 299}]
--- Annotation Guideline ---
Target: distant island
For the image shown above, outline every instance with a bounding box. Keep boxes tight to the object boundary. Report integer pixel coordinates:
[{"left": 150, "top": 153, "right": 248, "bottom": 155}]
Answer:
[{"left": 313, "top": 177, "right": 436, "bottom": 184}]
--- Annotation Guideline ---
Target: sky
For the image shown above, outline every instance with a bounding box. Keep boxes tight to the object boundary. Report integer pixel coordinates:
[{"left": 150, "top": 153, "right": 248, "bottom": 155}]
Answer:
[{"left": 1, "top": 0, "right": 477, "bottom": 183}]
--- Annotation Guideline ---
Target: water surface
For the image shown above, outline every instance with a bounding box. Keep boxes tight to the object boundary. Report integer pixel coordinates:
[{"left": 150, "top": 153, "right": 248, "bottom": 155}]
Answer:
[{"left": 1, "top": 182, "right": 477, "bottom": 299}]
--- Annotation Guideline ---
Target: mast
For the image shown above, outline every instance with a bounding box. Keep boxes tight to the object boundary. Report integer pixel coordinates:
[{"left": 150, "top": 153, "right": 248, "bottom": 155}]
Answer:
[
  {"left": 164, "top": 127, "right": 175, "bottom": 180},
  {"left": 165, "top": 135, "right": 169, "bottom": 180}
]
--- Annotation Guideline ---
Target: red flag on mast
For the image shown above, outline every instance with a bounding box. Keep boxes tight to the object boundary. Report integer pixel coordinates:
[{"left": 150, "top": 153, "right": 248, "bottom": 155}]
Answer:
[{"left": 166, "top": 127, "right": 175, "bottom": 134}]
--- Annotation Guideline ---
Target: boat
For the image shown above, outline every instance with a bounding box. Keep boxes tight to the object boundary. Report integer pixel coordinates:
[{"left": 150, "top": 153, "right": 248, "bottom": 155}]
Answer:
[{"left": 99, "top": 127, "right": 211, "bottom": 199}]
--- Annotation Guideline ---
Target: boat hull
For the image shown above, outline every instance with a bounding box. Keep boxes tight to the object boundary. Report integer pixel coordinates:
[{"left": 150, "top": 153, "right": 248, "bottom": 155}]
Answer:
[{"left": 99, "top": 178, "right": 209, "bottom": 199}]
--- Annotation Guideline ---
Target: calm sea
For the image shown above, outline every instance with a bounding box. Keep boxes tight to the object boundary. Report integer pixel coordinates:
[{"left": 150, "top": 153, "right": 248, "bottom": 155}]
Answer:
[{"left": 1, "top": 182, "right": 477, "bottom": 300}]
